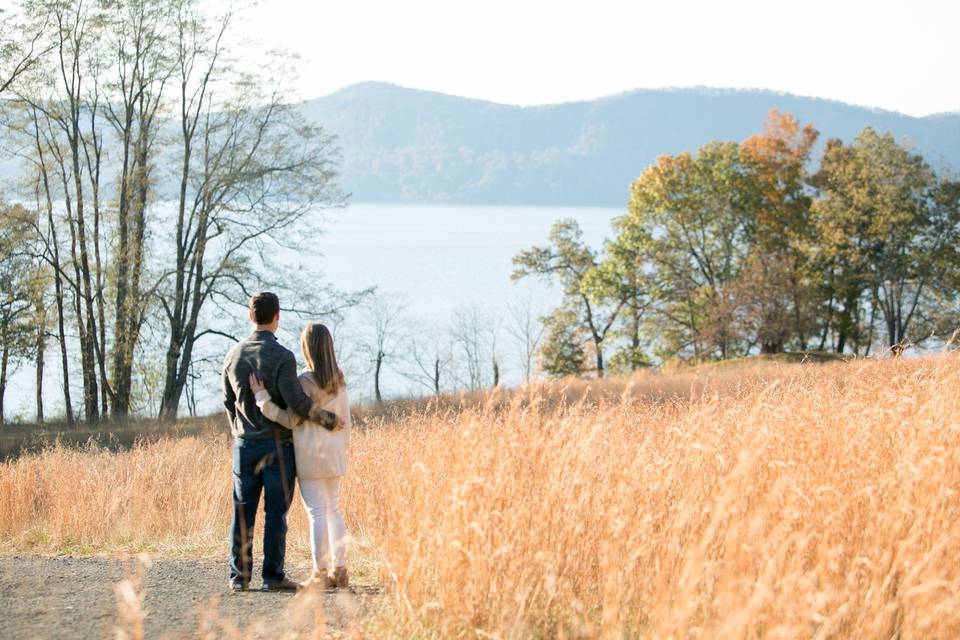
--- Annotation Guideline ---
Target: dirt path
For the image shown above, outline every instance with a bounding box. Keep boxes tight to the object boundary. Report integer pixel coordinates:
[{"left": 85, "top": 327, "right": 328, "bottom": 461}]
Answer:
[{"left": 0, "top": 555, "right": 383, "bottom": 639}]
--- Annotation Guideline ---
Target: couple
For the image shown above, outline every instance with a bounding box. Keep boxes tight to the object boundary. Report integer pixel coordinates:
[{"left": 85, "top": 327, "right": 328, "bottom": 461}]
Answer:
[{"left": 222, "top": 291, "right": 352, "bottom": 592}]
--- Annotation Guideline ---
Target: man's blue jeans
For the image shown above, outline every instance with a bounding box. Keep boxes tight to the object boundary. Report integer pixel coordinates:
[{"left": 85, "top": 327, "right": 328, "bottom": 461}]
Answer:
[{"left": 229, "top": 437, "right": 297, "bottom": 586}]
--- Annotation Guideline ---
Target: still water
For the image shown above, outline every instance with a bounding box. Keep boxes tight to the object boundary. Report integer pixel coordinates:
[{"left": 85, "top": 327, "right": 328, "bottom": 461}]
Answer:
[
  {"left": 316, "top": 203, "right": 618, "bottom": 320},
  {"left": 307, "top": 202, "right": 620, "bottom": 400}
]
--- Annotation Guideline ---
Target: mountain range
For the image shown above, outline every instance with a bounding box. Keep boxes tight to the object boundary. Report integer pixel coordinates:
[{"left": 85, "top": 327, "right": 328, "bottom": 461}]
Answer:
[{"left": 300, "top": 82, "right": 960, "bottom": 206}]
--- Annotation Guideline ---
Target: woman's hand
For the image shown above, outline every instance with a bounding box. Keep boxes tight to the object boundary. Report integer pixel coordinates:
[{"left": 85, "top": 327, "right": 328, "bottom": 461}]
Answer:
[{"left": 248, "top": 373, "right": 265, "bottom": 394}]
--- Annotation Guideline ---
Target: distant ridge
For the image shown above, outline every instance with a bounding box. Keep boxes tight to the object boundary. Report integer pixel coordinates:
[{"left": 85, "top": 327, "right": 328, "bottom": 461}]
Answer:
[
  {"left": 321, "top": 81, "right": 928, "bottom": 117},
  {"left": 297, "top": 82, "right": 959, "bottom": 207},
  {"left": 298, "top": 83, "right": 960, "bottom": 206}
]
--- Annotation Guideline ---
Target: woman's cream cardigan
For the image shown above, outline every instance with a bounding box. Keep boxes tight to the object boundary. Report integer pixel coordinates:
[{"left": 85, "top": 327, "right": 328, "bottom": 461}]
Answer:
[{"left": 255, "top": 372, "right": 351, "bottom": 479}]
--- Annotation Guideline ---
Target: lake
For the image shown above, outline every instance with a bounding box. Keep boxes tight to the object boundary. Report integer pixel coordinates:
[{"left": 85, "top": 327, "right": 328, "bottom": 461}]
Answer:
[
  {"left": 305, "top": 202, "right": 620, "bottom": 400},
  {"left": 317, "top": 203, "right": 617, "bottom": 317},
  {"left": 5, "top": 203, "right": 623, "bottom": 419}
]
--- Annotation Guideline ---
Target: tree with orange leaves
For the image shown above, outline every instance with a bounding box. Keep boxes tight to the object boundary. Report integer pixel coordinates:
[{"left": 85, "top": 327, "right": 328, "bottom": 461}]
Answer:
[{"left": 737, "top": 110, "right": 821, "bottom": 353}]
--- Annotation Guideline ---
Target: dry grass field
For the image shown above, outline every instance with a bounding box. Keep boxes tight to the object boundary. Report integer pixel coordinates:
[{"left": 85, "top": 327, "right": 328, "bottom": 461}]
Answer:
[{"left": 2, "top": 356, "right": 959, "bottom": 638}]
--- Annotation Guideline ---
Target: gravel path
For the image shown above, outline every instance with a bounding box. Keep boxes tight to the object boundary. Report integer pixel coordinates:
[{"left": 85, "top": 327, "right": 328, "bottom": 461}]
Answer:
[{"left": 0, "top": 555, "right": 383, "bottom": 639}]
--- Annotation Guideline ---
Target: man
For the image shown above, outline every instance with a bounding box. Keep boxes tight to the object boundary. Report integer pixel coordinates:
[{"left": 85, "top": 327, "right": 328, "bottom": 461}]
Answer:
[{"left": 222, "top": 292, "right": 340, "bottom": 592}]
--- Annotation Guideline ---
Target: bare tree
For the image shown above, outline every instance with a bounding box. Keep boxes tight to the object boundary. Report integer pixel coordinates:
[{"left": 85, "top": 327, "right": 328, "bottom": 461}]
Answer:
[
  {"left": 358, "top": 292, "right": 409, "bottom": 403},
  {"left": 102, "top": 0, "right": 177, "bottom": 419},
  {"left": 488, "top": 315, "right": 503, "bottom": 388},
  {"left": 506, "top": 291, "right": 546, "bottom": 383},
  {"left": 15, "top": 103, "right": 76, "bottom": 424},
  {"left": 449, "top": 304, "right": 484, "bottom": 390},
  {"left": 19, "top": 0, "right": 178, "bottom": 420},
  {"left": 449, "top": 304, "right": 501, "bottom": 390},
  {"left": 402, "top": 320, "right": 454, "bottom": 396},
  {"left": 156, "top": 0, "right": 347, "bottom": 420},
  {"left": 22, "top": 0, "right": 106, "bottom": 421}
]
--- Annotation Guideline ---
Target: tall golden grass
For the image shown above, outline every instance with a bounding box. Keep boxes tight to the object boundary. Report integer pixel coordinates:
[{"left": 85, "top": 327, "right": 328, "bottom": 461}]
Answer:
[{"left": 2, "top": 357, "right": 959, "bottom": 638}]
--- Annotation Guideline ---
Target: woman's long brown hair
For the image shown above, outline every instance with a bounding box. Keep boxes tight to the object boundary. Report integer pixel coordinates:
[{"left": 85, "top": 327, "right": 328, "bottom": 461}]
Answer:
[{"left": 300, "top": 323, "right": 345, "bottom": 394}]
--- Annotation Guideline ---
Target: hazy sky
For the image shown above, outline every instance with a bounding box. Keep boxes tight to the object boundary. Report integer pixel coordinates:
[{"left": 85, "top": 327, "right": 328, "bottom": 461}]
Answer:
[{"left": 230, "top": 0, "right": 960, "bottom": 117}]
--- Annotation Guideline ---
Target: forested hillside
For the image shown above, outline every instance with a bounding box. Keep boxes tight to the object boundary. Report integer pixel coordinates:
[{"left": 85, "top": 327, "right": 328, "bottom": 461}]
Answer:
[{"left": 301, "top": 81, "right": 960, "bottom": 205}]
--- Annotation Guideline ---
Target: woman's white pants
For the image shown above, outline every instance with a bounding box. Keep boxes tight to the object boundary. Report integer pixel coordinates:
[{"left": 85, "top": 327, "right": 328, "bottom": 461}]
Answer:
[{"left": 298, "top": 477, "right": 348, "bottom": 570}]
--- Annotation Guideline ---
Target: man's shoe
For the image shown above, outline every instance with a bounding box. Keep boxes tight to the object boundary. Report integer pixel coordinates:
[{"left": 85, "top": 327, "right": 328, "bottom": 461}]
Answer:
[
  {"left": 333, "top": 566, "right": 349, "bottom": 589},
  {"left": 261, "top": 577, "right": 301, "bottom": 592},
  {"left": 229, "top": 581, "right": 248, "bottom": 592}
]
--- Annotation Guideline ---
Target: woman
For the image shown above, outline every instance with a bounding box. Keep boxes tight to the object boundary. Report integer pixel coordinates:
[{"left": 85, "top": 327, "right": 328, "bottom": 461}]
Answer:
[{"left": 249, "top": 323, "right": 351, "bottom": 589}]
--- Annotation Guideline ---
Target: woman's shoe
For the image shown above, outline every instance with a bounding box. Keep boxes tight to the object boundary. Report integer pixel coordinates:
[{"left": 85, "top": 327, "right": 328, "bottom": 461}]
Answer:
[
  {"left": 304, "top": 569, "right": 336, "bottom": 589},
  {"left": 333, "top": 566, "right": 349, "bottom": 589}
]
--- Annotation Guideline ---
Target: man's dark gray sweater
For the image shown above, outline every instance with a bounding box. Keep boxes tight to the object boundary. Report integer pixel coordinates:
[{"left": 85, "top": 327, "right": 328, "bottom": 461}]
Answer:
[{"left": 222, "top": 330, "right": 337, "bottom": 440}]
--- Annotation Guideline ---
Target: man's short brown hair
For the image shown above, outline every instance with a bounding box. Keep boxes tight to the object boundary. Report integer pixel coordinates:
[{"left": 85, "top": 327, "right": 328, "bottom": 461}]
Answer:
[{"left": 250, "top": 291, "right": 280, "bottom": 325}]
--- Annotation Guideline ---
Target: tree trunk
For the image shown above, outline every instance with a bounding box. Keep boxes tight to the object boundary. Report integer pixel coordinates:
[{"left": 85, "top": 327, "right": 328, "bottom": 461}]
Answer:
[
  {"left": 35, "top": 303, "right": 45, "bottom": 424},
  {"left": 864, "top": 299, "right": 878, "bottom": 357},
  {"left": 64, "top": 188, "right": 100, "bottom": 424},
  {"left": 789, "top": 267, "right": 807, "bottom": 351},
  {"left": 111, "top": 91, "right": 136, "bottom": 420},
  {"left": 53, "top": 256, "right": 73, "bottom": 426},
  {"left": 159, "top": 330, "right": 199, "bottom": 422},
  {"left": 158, "top": 223, "right": 212, "bottom": 422},
  {"left": 374, "top": 351, "right": 383, "bottom": 403},
  {"left": 186, "top": 358, "right": 198, "bottom": 417},
  {"left": 160, "top": 374, "right": 184, "bottom": 420},
  {"left": 0, "top": 339, "right": 8, "bottom": 425},
  {"left": 630, "top": 310, "right": 642, "bottom": 370},
  {"left": 159, "top": 251, "right": 208, "bottom": 422},
  {"left": 818, "top": 299, "right": 833, "bottom": 353},
  {"left": 82, "top": 102, "right": 109, "bottom": 417},
  {"left": 111, "top": 204, "right": 130, "bottom": 419},
  {"left": 68, "top": 132, "right": 101, "bottom": 423},
  {"left": 492, "top": 359, "right": 500, "bottom": 387},
  {"left": 93, "top": 179, "right": 109, "bottom": 418},
  {"left": 158, "top": 120, "right": 207, "bottom": 423},
  {"left": 74, "top": 239, "right": 100, "bottom": 422},
  {"left": 159, "top": 335, "right": 183, "bottom": 422},
  {"left": 112, "top": 139, "right": 150, "bottom": 420},
  {"left": 594, "top": 341, "right": 604, "bottom": 378},
  {"left": 433, "top": 357, "right": 440, "bottom": 395},
  {"left": 835, "top": 288, "right": 859, "bottom": 355}
]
